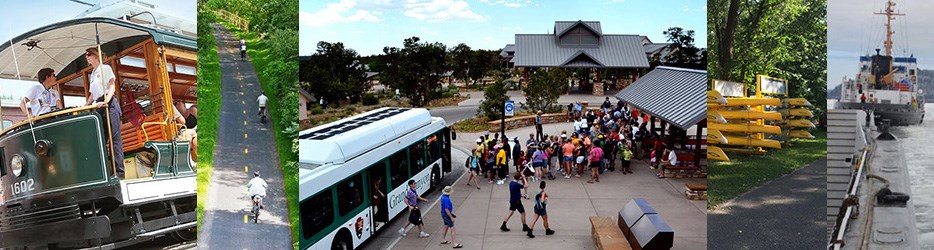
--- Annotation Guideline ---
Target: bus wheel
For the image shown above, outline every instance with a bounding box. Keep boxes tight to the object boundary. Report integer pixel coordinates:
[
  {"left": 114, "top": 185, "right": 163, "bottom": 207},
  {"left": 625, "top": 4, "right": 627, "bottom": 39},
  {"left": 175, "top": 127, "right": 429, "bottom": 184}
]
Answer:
[{"left": 332, "top": 231, "right": 352, "bottom": 250}]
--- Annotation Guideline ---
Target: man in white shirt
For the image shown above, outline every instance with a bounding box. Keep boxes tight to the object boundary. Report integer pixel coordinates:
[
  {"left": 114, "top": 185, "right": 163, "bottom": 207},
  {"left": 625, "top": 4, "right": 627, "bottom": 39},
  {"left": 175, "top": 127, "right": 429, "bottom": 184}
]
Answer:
[
  {"left": 85, "top": 47, "right": 124, "bottom": 178},
  {"left": 257, "top": 91, "right": 268, "bottom": 117},
  {"left": 19, "top": 68, "right": 60, "bottom": 119},
  {"left": 247, "top": 171, "right": 268, "bottom": 208},
  {"left": 240, "top": 39, "right": 247, "bottom": 61},
  {"left": 657, "top": 147, "right": 678, "bottom": 178}
]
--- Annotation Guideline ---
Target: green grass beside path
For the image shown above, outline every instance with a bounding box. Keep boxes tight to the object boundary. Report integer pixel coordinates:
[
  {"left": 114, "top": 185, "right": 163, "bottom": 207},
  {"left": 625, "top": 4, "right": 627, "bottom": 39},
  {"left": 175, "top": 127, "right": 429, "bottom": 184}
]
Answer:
[
  {"left": 708, "top": 129, "right": 828, "bottom": 209},
  {"left": 196, "top": 15, "right": 222, "bottom": 230},
  {"left": 224, "top": 22, "right": 300, "bottom": 248}
]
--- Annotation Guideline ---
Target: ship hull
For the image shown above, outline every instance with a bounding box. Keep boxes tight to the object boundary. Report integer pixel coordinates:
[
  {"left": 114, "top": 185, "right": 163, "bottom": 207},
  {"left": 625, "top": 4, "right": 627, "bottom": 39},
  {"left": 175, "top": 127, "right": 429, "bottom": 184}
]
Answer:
[{"left": 835, "top": 101, "right": 924, "bottom": 125}]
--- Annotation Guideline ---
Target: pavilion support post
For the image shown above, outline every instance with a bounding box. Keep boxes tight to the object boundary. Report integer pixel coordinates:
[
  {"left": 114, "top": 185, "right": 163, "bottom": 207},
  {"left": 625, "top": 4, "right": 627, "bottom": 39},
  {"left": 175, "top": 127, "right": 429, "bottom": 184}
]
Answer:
[
  {"left": 650, "top": 116, "right": 656, "bottom": 134},
  {"left": 695, "top": 122, "right": 703, "bottom": 167},
  {"left": 523, "top": 67, "right": 530, "bottom": 87}
]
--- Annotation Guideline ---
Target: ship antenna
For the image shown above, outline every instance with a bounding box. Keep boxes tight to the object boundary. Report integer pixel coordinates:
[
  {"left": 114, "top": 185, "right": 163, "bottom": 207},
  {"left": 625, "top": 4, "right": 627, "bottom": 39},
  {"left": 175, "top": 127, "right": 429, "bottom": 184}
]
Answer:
[{"left": 874, "top": 0, "right": 904, "bottom": 57}]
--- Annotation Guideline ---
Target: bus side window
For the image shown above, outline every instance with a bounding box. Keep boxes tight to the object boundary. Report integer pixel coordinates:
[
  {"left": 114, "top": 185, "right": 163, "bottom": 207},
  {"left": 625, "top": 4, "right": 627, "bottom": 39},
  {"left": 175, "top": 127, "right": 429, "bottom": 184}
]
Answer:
[
  {"left": 409, "top": 141, "right": 425, "bottom": 172},
  {"left": 301, "top": 191, "right": 334, "bottom": 240},
  {"left": 429, "top": 134, "right": 441, "bottom": 162},
  {"left": 390, "top": 151, "right": 408, "bottom": 187},
  {"left": 337, "top": 174, "right": 365, "bottom": 216}
]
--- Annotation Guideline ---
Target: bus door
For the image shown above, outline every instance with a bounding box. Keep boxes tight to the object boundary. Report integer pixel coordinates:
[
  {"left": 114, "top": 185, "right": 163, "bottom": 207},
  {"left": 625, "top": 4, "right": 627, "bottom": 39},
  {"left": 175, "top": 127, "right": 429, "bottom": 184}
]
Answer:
[{"left": 367, "top": 161, "right": 389, "bottom": 232}]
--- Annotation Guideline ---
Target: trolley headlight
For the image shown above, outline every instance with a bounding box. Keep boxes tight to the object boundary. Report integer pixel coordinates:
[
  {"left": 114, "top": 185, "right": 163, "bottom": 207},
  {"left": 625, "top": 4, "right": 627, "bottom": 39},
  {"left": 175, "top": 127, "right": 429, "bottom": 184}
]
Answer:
[{"left": 11, "top": 154, "right": 25, "bottom": 177}]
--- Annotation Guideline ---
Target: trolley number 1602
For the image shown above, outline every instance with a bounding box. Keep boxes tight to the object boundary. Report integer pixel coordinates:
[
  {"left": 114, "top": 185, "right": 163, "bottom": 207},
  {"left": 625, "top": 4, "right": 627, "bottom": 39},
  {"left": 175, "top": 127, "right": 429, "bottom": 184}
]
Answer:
[{"left": 10, "top": 179, "right": 36, "bottom": 195}]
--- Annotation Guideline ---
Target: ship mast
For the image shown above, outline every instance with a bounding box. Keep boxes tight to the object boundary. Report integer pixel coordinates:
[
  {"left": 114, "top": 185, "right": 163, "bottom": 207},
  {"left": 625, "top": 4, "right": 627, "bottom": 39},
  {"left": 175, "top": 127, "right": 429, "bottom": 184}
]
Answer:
[{"left": 874, "top": 0, "right": 903, "bottom": 57}]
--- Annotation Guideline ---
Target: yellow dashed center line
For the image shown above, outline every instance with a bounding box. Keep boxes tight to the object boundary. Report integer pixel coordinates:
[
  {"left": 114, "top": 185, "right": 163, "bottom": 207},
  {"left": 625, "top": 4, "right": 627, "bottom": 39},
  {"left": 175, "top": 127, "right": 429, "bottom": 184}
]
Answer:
[
  {"left": 244, "top": 166, "right": 248, "bottom": 172},
  {"left": 244, "top": 121, "right": 248, "bottom": 125},
  {"left": 242, "top": 110, "right": 246, "bottom": 114},
  {"left": 244, "top": 148, "right": 249, "bottom": 154},
  {"left": 244, "top": 133, "right": 248, "bottom": 139},
  {"left": 243, "top": 214, "right": 248, "bottom": 224}
]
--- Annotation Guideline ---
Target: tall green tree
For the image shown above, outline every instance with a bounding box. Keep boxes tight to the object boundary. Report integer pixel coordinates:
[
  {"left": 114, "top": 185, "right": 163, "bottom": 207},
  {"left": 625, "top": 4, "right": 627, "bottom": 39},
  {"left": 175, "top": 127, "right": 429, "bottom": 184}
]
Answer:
[
  {"left": 301, "top": 41, "right": 367, "bottom": 106},
  {"left": 662, "top": 27, "right": 702, "bottom": 67},
  {"left": 479, "top": 71, "right": 509, "bottom": 121},
  {"left": 380, "top": 37, "right": 449, "bottom": 107},
  {"left": 524, "top": 68, "right": 569, "bottom": 112},
  {"left": 708, "top": 0, "right": 827, "bottom": 122},
  {"left": 449, "top": 43, "right": 472, "bottom": 85}
]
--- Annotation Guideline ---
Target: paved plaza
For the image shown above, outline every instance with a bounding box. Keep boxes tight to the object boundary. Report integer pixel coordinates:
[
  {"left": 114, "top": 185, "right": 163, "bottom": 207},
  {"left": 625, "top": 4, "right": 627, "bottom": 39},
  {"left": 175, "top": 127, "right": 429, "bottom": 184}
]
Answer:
[{"left": 364, "top": 123, "right": 707, "bottom": 249}]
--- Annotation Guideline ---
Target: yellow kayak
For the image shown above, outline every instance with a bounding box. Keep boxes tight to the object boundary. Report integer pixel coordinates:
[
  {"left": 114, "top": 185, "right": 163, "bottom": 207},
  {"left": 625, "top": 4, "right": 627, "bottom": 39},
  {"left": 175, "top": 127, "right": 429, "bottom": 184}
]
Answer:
[
  {"left": 708, "top": 110, "right": 728, "bottom": 124},
  {"left": 717, "top": 110, "right": 783, "bottom": 120},
  {"left": 707, "top": 129, "right": 728, "bottom": 144},
  {"left": 789, "top": 130, "right": 815, "bottom": 139},
  {"left": 709, "top": 123, "right": 782, "bottom": 134},
  {"left": 722, "top": 135, "right": 782, "bottom": 149},
  {"left": 708, "top": 146, "right": 730, "bottom": 161},
  {"left": 784, "top": 98, "right": 812, "bottom": 107},
  {"left": 781, "top": 108, "right": 813, "bottom": 118},
  {"left": 710, "top": 97, "right": 782, "bottom": 107},
  {"left": 708, "top": 90, "right": 727, "bottom": 104},
  {"left": 786, "top": 119, "right": 816, "bottom": 128}
]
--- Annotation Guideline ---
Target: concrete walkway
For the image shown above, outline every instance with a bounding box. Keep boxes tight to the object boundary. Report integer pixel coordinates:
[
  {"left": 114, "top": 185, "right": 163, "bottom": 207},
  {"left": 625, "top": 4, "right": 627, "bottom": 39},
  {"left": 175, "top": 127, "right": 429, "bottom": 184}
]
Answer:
[
  {"left": 198, "top": 23, "right": 291, "bottom": 249},
  {"left": 366, "top": 122, "right": 707, "bottom": 250},
  {"left": 708, "top": 157, "right": 827, "bottom": 249}
]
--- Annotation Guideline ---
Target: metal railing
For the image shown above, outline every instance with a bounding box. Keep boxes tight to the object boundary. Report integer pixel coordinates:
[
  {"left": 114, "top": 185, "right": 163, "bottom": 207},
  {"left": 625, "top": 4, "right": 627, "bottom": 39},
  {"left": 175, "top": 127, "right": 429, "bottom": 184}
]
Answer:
[
  {"left": 830, "top": 109, "right": 874, "bottom": 250},
  {"left": 213, "top": 9, "right": 249, "bottom": 32}
]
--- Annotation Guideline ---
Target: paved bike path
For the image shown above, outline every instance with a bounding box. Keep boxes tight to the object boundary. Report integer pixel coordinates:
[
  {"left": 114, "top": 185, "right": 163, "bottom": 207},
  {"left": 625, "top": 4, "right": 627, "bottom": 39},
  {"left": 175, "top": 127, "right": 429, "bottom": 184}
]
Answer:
[
  {"left": 708, "top": 157, "right": 827, "bottom": 249},
  {"left": 198, "top": 23, "right": 291, "bottom": 249}
]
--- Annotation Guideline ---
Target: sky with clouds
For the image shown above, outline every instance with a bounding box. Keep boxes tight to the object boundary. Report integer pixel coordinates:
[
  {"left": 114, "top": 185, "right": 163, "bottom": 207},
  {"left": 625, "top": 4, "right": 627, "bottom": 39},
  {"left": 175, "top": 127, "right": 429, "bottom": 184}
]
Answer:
[
  {"left": 0, "top": 0, "right": 195, "bottom": 106},
  {"left": 300, "top": 0, "right": 707, "bottom": 56},
  {"left": 827, "top": 0, "right": 934, "bottom": 90}
]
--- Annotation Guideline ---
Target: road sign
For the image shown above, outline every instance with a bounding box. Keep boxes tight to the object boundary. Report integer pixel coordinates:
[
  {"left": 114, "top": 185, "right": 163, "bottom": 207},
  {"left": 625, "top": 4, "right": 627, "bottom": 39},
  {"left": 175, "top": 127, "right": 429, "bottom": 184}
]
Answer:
[{"left": 505, "top": 100, "right": 514, "bottom": 117}]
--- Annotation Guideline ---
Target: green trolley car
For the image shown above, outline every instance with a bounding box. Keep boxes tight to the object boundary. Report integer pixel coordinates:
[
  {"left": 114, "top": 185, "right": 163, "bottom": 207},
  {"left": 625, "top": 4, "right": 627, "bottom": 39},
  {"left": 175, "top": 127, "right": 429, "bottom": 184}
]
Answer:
[{"left": 0, "top": 17, "right": 197, "bottom": 248}]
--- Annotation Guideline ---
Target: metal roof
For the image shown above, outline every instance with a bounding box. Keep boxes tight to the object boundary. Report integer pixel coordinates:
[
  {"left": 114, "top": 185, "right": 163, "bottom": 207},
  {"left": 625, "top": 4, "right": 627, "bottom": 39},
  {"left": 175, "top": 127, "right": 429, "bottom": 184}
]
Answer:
[
  {"left": 500, "top": 44, "right": 515, "bottom": 57},
  {"left": 0, "top": 17, "right": 195, "bottom": 81},
  {"left": 555, "top": 21, "right": 602, "bottom": 37},
  {"left": 643, "top": 43, "right": 669, "bottom": 54},
  {"left": 513, "top": 34, "right": 649, "bottom": 68},
  {"left": 299, "top": 88, "right": 314, "bottom": 102},
  {"left": 615, "top": 66, "right": 706, "bottom": 130}
]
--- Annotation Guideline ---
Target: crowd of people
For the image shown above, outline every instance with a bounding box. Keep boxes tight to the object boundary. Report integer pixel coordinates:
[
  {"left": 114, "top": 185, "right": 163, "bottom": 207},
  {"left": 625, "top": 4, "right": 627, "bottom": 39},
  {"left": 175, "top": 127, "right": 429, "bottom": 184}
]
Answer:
[{"left": 399, "top": 97, "right": 690, "bottom": 247}]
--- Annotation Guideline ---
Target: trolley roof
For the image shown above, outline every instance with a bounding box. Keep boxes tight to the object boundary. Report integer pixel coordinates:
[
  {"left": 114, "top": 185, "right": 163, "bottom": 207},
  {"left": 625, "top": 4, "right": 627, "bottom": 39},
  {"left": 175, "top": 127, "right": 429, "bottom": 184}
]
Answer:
[
  {"left": 0, "top": 17, "right": 196, "bottom": 82},
  {"left": 299, "top": 107, "right": 435, "bottom": 169}
]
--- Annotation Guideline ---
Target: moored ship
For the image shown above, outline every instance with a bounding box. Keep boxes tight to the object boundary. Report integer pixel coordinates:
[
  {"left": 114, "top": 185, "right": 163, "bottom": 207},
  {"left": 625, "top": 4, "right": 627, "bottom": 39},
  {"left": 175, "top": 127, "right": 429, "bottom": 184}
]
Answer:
[{"left": 835, "top": 0, "right": 924, "bottom": 125}]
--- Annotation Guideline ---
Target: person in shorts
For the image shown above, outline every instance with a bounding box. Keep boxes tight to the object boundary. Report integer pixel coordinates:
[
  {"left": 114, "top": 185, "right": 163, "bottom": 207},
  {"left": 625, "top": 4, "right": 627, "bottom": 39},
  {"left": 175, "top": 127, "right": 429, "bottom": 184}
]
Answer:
[
  {"left": 587, "top": 142, "right": 604, "bottom": 184},
  {"left": 528, "top": 181, "right": 555, "bottom": 238},
  {"left": 561, "top": 139, "right": 574, "bottom": 179},
  {"left": 439, "top": 186, "right": 463, "bottom": 248},
  {"left": 466, "top": 149, "right": 481, "bottom": 189},
  {"left": 501, "top": 173, "right": 532, "bottom": 235},
  {"left": 621, "top": 145, "right": 633, "bottom": 174},
  {"left": 399, "top": 180, "right": 430, "bottom": 238}
]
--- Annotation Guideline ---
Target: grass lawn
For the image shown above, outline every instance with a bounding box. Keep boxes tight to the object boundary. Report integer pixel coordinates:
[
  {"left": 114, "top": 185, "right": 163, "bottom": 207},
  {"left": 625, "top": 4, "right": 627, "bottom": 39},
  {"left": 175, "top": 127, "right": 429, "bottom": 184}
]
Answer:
[
  {"left": 226, "top": 23, "right": 300, "bottom": 248},
  {"left": 707, "top": 129, "right": 828, "bottom": 209},
  {"left": 196, "top": 16, "right": 221, "bottom": 230}
]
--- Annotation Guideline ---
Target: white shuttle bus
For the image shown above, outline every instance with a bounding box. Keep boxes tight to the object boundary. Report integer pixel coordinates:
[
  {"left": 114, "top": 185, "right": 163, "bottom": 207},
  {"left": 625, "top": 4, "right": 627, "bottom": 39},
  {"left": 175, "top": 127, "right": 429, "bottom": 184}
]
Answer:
[{"left": 299, "top": 107, "right": 452, "bottom": 250}]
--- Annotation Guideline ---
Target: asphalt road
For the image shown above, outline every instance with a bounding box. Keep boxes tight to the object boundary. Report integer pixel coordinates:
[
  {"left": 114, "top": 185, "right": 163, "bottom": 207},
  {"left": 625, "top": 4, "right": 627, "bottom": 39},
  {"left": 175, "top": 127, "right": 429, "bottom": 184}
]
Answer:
[
  {"left": 428, "top": 105, "right": 477, "bottom": 125},
  {"left": 708, "top": 157, "right": 827, "bottom": 249},
  {"left": 197, "top": 23, "right": 292, "bottom": 249}
]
